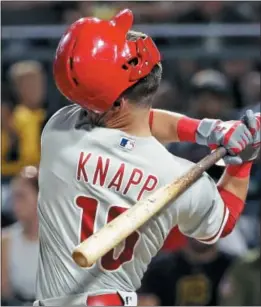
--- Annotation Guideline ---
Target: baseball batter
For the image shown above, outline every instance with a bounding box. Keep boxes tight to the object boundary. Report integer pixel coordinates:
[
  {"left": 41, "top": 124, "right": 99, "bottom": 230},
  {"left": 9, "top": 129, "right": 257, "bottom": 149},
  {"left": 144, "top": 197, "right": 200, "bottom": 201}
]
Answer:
[{"left": 34, "top": 9, "right": 261, "bottom": 306}]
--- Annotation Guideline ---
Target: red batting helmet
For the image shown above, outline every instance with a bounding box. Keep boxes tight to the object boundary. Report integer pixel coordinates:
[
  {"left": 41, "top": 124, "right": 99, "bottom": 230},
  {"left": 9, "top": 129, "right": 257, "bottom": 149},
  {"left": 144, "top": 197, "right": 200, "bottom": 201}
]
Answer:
[{"left": 53, "top": 9, "right": 161, "bottom": 113}]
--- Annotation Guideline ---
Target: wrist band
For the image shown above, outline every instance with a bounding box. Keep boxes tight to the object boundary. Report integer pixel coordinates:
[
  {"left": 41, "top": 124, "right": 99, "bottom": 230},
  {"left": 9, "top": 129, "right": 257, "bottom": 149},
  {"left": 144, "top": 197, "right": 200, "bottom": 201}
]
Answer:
[
  {"left": 226, "top": 161, "right": 253, "bottom": 178},
  {"left": 177, "top": 116, "right": 200, "bottom": 142}
]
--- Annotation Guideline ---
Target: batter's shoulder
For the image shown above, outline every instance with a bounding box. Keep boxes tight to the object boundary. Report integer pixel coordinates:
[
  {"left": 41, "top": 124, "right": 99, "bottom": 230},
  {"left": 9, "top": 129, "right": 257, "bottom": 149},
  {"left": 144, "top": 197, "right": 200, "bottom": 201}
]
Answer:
[
  {"left": 45, "top": 104, "right": 81, "bottom": 126},
  {"left": 41, "top": 104, "right": 81, "bottom": 136}
]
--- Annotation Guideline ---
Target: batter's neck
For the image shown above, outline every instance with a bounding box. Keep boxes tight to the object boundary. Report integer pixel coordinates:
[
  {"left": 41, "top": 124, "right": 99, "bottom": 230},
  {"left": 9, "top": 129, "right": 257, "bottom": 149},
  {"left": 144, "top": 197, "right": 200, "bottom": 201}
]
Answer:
[{"left": 105, "top": 105, "right": 152, "bottom": 137}]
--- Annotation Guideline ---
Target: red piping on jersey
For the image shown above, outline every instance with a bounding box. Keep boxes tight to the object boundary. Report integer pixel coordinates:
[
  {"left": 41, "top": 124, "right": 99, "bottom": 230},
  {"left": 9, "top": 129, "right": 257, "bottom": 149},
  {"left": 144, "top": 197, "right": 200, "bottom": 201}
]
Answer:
[
  {"left": 177, "top": 116, "right": 200, "bottom": 142},
  {"left": 218, "top": 187, "right": 244, "bottom": 237}
]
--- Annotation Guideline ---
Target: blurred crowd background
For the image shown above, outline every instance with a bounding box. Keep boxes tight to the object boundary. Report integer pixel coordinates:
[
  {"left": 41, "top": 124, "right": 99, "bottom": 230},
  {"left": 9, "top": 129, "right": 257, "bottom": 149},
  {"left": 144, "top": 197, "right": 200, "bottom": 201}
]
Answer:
[{"left": 1, "top": 1, "right": 260, "bottom": 306}]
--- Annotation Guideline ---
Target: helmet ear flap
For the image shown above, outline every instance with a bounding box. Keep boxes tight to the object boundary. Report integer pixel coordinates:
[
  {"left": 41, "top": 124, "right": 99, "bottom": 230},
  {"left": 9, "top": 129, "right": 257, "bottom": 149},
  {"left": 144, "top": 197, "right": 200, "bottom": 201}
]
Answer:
[{"left": 112, "top": 9, "right": 133, "bottom": 32}]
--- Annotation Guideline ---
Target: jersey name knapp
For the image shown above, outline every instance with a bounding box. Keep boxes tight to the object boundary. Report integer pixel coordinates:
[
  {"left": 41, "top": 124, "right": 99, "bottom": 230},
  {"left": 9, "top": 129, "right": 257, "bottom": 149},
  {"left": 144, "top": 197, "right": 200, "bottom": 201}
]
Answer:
[{"left": 36, "top": 105, "right": 228, "bottom": 300}]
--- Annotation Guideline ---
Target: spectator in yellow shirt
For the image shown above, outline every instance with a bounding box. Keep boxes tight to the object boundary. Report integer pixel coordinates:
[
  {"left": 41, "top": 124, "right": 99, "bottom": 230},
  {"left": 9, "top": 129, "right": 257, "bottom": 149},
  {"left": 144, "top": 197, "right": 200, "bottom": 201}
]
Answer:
[
  {"left": 8, "top": 60, "right": 46, "bottom": 170},
  {"left": 1, "top": 100, "right": 22, "bottom": 181}
]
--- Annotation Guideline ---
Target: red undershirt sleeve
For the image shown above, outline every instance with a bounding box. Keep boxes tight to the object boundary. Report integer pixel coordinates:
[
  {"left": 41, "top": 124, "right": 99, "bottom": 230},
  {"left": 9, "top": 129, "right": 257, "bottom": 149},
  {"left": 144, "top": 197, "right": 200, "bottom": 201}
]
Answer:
[{"left": 218, "top": 187, "right": 244, "bottom": 237}]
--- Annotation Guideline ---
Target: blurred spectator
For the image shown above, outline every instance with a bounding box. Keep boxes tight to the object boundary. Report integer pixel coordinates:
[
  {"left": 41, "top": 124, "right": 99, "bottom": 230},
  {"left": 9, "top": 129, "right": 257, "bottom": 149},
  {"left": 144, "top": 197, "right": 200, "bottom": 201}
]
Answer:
[
  {"left": 239, "top": 71, "right": 260, "bottom": 114},
  {"left": 138, "top": 294, "right": 160, "bottom": 306},
  {"left": 176, "top": 60, "right": 199, "bottom": 89},
  {"left": 1, "top": 98, "right": 24, "bottom": 217},
  {"left": 222, "top": 60, "right": 252, "bottom": 84},
  {"left": 124, "top": 1, "right": 184, "bottom": 24},
  {"left": 61, "top": 2, "right": 112, "bottom": 24},
  {"left": 1, "top": 1, "right": 59, "bottom": 25},
  {"left": 62, "top": 1, "right": 189, "bottom": 24},
  {"left": 1, "top": 166, "right": 39, "bottom": 306},
  {"left": 188, "top": 69, "right": 234, "bottom": 119},
  {"left": 221, "top": 59, "right": 254, "bottom": 108},
  {"left": 1, "top": 100, "right": 22, "bottom": 182},
  {"left": 1, "top": 1, "right": 260, "bottom": 25},
  {"left": 177, "top": 2, "right": 254, "bottom": 23},
  {"left": 8, "top": 60, "right": 46, "bottom": 169},
  {"left": 219, "top": 210, "right": 261, "bottom": 305},
  {"left": 62, "top": 7, "right": 82, "bottom": 25},
  {"left": 168, "top": 69, "right": 235, "bottom": 181},
  {"left": 139, "top": 238, "right": 234, "bottom": 306},
  {"left": 219, "top": 248, "right": 260, "bottom": 305},
  {"left": 71, "top": 1, "right": 120, "bottom": 23},
  {"left": 152, "top": 80, "right": 182, "bottom": 112},
  {"left": 175, "top": 2, "right": 258, "bottom": 49},
  {"left": 217, "top": 222, "right": 249, "bottom": 257}
]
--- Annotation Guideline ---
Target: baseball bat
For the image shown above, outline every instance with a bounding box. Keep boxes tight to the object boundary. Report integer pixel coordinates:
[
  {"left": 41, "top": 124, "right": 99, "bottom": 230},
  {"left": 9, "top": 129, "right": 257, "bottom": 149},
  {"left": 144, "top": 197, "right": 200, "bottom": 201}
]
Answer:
[{"left": 72, "top": 147, "right": 227, "bottom": 268}]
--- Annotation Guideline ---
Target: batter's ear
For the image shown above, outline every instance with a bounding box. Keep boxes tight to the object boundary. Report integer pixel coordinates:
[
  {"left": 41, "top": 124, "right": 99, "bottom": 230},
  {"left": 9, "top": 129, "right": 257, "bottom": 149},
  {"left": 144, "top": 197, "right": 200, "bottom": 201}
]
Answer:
[{"left": 112, "top": 97, "right": 127, "bottom": 110}]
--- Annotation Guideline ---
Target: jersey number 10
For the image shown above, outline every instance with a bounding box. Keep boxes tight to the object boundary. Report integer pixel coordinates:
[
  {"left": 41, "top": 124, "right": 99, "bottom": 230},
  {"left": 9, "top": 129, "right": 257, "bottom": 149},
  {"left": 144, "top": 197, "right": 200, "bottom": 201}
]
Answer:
[{"left": 76, "top": 196, "right": 140, "bottom": 271}]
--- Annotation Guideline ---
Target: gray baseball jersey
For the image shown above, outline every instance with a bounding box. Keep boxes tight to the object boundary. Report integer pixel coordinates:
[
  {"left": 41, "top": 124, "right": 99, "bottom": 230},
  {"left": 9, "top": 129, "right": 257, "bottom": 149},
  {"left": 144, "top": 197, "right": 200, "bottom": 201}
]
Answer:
[{"left": 36, "top": 104, "right": 228, "bottom": 300}]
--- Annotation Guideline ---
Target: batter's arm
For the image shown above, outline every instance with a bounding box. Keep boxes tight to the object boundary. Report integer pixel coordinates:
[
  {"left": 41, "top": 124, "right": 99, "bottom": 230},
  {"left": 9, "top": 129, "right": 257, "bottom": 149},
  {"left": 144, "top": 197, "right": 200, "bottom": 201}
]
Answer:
[
  {"left": 216, "top": 111, "right": 260, "bottom": 237},
  {"left": 216, "top": 163, "right": 252, "bottom": 238},
  {"left": 149, "top": 109, "right": 200, "bottom": 144},
  {"left": 181, "top": 162, "right": 253, "bottom": 243},
  {"left": 177, "top": 112, "right": 260, "bottom": 242}
]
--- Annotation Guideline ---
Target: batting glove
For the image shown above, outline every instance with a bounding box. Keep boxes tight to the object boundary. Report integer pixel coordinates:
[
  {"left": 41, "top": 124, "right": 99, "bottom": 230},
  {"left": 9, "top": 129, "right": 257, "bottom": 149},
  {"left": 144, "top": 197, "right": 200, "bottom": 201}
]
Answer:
[
  {"left": 235, "top": 110, "right": 261, "bottom": 163},
  {"left": 196, "top": 113, "right": 255, "bottom": 164}
]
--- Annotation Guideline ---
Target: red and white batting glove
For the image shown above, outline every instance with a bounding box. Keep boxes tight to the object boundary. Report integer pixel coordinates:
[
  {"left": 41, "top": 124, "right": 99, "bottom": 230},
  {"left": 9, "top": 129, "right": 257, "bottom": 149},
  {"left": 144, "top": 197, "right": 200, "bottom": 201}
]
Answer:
[
  {"left": 237, "top": 110, "right": 261, "bottom": 162},
  {"left": 177, "top": 109, "right": 260, "bottom": 165},
  {"left": 224, "top": 110, "right": 260, "bottom": 178}
]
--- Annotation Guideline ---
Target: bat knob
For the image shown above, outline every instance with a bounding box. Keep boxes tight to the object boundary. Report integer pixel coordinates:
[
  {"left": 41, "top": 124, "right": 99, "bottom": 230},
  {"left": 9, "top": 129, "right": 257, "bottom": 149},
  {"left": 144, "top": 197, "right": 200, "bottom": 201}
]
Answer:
[{"left": 72, "top": 251, "right": 89, "bottom": 268}]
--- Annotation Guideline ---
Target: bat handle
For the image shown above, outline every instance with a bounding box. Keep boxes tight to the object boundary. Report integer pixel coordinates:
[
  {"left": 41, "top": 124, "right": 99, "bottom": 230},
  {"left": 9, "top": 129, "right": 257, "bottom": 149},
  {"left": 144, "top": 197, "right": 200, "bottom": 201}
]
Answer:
[{"left": 199, "top": 147, "right": 227, "bottom": 171}]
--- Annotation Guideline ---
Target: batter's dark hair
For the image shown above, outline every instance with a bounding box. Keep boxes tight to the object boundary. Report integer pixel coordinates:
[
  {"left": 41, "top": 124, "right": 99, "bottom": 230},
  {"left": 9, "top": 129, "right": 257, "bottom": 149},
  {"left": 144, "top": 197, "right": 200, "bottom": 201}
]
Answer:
[{"left": 115, "top": 30, "right": 162, "bottom": 108}]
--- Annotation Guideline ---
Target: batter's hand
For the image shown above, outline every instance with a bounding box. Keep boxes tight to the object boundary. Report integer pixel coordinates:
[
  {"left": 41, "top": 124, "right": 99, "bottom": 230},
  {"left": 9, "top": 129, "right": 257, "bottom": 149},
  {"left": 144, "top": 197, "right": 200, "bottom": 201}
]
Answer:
[
  {"left": 235, "top": 110, "right": 261, "bottom": 163},
  {"left": 196, "top": 113, "right": 256, "bottom": 164}
]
